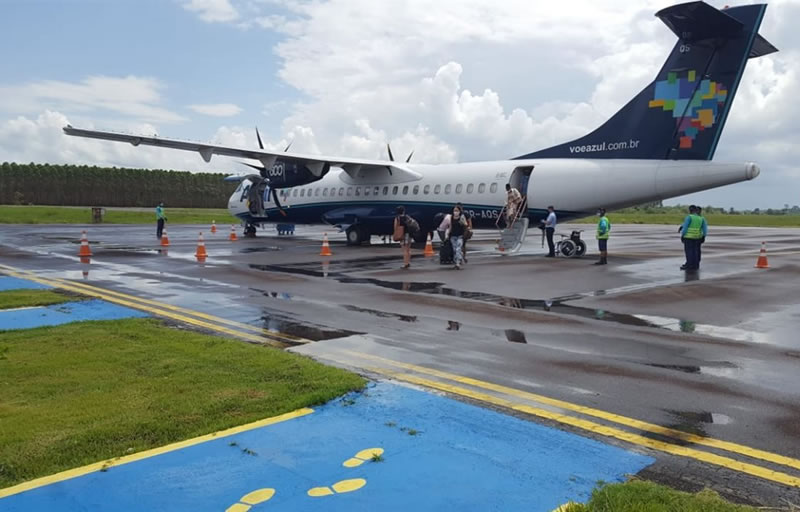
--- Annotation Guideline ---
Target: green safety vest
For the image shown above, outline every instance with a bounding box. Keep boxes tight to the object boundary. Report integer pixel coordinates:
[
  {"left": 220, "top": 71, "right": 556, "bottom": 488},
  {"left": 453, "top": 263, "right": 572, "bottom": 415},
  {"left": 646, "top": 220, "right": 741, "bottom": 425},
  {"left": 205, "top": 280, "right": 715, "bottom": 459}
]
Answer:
[
  {"left": 597, "top": 216, "right": 611, "bottom": 240},
  {"left": 684, "top": 214, "right": 703, "bottom": 239}
]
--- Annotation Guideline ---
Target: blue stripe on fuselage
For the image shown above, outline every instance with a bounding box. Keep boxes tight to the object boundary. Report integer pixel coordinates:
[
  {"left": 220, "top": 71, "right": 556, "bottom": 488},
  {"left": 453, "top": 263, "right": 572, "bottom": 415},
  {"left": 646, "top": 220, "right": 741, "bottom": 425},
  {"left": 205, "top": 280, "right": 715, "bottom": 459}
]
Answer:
[{"left": 236, "top": 200, "right": 587, "bottom": 235}]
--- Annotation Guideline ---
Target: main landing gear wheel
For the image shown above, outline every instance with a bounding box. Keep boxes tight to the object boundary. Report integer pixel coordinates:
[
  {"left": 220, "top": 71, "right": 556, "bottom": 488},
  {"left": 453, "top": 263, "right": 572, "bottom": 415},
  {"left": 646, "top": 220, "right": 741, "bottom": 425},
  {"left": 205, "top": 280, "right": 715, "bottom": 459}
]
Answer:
[
  {"left": 559, "top": 239, "right": 577, "bottom": 258},
  {"left": 346, "top": 226, "right": 369, "bottom": 245},
  {"left": 575, "top": 240, "right": 587, "bottom": 257},
  {"left": 244, "top": 224, "right": 257, "bottom": 238}
]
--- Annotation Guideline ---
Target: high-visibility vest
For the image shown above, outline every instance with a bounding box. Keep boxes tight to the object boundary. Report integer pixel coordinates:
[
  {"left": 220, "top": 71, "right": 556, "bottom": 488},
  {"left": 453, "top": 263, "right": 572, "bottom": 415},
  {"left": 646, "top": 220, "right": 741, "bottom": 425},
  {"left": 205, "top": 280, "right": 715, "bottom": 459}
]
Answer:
[
  {"left": 684, "top": 214, "right": 703, "bottom": 239},
  {"left": 597, "top": 216, "right": 611, "bottom": 240}
]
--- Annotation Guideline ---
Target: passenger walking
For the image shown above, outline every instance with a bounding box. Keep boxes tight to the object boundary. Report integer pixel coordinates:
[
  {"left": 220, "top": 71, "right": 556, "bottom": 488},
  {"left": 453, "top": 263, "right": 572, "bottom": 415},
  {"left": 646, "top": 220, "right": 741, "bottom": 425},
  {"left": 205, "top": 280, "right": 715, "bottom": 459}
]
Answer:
[
  {"left": 436, "top": 211, "right": 451, "bottom": 242},
  {"left": 155, "top": 202, "right": 167, "bottom": 239},
  {"left": 393, "top": 206, "right": 413, "bottom": 269},
  {"left": 679, "top": 205, "right": 707, "bottom": 271},
  {"left": 543, "top": 205, "right": 557, "bottom": 257},
  {"left": 594, "top": 208, "right": 611, "bottom": 265},
  {"left": 505, "top": 183, "right": 522, "bottom": 224},
  {"left": 447, "top": 206, "right": 468, "bottom": 270},
  {"left": 456, "top": 202, "right": 473, "bottom": 263}
]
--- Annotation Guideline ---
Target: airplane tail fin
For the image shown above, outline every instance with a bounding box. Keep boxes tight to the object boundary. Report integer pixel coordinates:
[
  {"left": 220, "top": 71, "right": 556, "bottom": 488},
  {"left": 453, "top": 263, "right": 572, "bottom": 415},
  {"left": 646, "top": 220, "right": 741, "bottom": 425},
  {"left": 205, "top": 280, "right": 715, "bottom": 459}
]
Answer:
[{"left": 516, "top": 1, "right": 777, "bottom": 161}]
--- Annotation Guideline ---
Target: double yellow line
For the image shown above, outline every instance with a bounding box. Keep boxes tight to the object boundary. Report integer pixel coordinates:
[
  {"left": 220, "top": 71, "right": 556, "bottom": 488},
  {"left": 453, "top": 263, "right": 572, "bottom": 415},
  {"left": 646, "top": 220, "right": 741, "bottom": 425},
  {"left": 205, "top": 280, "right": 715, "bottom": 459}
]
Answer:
[
  {"left": 324, "top": 351, "right": 800, "bottom": 488},
  {"left": 0, "top": 263, "right": 308, "bottom": 348}
]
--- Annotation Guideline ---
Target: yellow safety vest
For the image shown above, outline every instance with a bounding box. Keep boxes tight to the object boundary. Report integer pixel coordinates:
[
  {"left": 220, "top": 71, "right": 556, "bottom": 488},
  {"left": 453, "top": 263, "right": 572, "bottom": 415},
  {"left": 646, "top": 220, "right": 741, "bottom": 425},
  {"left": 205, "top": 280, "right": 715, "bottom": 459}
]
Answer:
[
  {"left": 684, "top": 214, "right": 703, "bottom": 239},
  {"left": 597, "top": 216, "right": 610, "bottom": 240}
]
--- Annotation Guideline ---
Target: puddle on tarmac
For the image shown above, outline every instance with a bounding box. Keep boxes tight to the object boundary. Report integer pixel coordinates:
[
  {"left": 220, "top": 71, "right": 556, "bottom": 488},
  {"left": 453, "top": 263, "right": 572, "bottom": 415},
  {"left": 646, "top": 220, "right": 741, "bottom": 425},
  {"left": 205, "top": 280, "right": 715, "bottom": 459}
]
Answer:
[
  {"left": 241, "top": 247, "right": 281, "bottom": 254},
  {"left": 343, "top": 305, "right": 418, "bottom": 323},
  {"left": 261, "top": 310, "right": 361, "bottom": 342}
]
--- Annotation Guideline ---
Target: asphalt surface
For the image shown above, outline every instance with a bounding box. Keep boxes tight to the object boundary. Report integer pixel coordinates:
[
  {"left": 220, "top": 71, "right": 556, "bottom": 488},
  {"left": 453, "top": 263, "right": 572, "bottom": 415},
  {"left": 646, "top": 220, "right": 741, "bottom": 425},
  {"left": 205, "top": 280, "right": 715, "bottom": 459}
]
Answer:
[{"left": 1, "top": 222, "right": 799, "bottom": 506}]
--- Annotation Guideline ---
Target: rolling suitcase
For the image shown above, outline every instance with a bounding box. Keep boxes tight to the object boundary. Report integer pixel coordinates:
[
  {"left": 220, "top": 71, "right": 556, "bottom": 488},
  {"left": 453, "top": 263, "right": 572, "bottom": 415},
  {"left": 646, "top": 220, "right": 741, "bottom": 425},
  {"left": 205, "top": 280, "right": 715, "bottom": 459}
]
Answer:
[{"left": 439, "top": 239, "right": 454, "bottom": 265}]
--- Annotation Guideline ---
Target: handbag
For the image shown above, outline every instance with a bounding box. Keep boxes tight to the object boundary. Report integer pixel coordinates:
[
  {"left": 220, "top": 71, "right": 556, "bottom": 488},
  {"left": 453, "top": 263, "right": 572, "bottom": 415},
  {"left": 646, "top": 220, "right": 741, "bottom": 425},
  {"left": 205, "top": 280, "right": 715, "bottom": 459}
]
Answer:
[{"left": 392, "top": 223, "right": 404, "bottom": 242}]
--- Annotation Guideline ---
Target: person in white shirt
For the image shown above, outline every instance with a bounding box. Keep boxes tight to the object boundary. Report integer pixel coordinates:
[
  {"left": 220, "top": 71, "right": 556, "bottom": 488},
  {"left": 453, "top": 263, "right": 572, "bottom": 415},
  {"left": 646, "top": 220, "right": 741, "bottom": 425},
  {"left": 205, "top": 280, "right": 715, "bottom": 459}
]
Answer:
[{"left": 543, "top": 206, "right": 557, "bottom": 257}]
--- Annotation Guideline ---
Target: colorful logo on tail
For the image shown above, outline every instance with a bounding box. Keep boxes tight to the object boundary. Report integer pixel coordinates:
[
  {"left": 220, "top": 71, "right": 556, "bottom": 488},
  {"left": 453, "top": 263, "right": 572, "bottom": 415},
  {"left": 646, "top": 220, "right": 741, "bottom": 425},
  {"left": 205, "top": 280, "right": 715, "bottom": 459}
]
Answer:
[{"left": 649, "top": 70, "right": 728, "bottom": 149}]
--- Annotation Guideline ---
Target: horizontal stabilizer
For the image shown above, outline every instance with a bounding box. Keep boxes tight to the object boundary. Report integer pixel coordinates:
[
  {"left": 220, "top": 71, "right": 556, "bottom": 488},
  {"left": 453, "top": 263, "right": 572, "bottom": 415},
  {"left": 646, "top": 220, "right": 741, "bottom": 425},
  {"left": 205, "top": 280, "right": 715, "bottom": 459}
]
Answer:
[
  {"left": 750, "top": 34, "right": 778, "bottom": 58},
  {"left": 656, "top": 1, "right": 744, "bottom": 41}
]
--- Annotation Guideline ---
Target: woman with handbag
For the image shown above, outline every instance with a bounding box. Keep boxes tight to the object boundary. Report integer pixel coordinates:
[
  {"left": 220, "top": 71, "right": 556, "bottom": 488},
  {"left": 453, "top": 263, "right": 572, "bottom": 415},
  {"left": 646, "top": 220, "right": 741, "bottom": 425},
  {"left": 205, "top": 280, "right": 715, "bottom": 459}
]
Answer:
[
  {"left": 447, "top": 206, "right": 468, "bottom": 270},
  {"left": 455, "top": 203, "right": 472, "bottom": 263},
  {"left": 393, "top": 206, "right": 412, "bottom": 269}
]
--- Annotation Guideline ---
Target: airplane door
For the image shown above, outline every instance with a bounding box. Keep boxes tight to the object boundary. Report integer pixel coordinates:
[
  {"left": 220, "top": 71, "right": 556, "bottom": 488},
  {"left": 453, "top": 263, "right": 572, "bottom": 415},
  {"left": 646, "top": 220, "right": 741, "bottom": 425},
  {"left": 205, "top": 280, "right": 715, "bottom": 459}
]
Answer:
[{"left": 510, "top": 166, "right": 534, "bottom": 199}]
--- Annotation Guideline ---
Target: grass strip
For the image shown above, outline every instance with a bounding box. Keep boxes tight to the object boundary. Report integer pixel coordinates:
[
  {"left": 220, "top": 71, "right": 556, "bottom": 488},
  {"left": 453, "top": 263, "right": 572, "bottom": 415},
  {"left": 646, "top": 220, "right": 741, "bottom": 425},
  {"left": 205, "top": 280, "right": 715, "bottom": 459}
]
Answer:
[
  {"left": 560, "top": 480, "right": 764, "bottom": 511},
  {"left": 573, "top": 212, "right": 800, "bottom": 227},
  {"left": 0, "top": 289, "right": 77, "bottom": 310},
  {"left": 0, "top": 318, "right": 365, "bottom": 487},
  {"left": 0, "top": 205, "right": 234, "bottom": 224}
]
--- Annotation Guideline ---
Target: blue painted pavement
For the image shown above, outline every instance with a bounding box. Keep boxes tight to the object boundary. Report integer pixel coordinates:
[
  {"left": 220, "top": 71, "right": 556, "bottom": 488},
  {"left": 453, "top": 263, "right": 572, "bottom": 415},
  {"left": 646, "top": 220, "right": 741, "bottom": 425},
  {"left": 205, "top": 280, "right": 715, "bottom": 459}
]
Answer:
[
  {"left": 0, "top": 299, "right": 147, "bottom": 330},
  {"left": 0, "top": 276, "right": 51, "bottom": 291},
  {"left": 1, "top": 382, "right": 654, "bottom": 512}
]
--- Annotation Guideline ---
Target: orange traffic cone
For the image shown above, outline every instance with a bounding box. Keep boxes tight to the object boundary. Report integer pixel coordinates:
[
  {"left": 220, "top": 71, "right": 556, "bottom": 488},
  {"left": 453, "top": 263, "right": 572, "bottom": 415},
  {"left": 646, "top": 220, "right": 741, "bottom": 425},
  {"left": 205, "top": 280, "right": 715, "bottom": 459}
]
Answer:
[
  {"left": 195, "top": 232, "right": 208, "bottom": 261},
  {"left": 210, "top": 221, "right": 217, "bottom": 234},
  {"left": 160, "top": 228, "right": 170, "bottom": 247},
  {"left": 320, "top": 233, "right": 333, "bottom": 256},
  {"left": 424, "top": 236, "right": 434, "bottom": 257},
  {"left": 229, "top": 225, "right": 238, "bottom": 241},
  {"left": 755, "top": 241, "right": 769, "bottom": 268},
  {"left": 78, "top": 230, "right": 92, "bottom": 257}
]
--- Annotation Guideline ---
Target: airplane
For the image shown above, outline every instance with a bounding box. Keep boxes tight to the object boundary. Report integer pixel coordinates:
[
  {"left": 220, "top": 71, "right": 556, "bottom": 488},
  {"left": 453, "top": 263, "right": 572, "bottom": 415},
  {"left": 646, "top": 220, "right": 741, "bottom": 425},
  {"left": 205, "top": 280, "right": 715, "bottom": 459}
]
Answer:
[{"left": 64, "top": 1, "right": 776, "bottom": 248}]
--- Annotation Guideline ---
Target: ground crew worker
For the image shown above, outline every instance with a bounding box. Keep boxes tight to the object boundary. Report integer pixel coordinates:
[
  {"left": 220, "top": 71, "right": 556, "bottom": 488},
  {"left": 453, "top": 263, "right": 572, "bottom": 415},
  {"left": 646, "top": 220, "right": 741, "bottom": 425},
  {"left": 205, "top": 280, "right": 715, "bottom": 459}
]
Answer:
[
  {"left": 679, "top": 205, "right": 707, "bottom": 271},
  {"left": 594, "top": 208, "right": 610, "bottom": 265},
  {"left": 155, "top": 202, "right": 167, "bottom": 239},
  {"left": 697, "top": 206, "right": 706, "bottom": 264},
  {"left": 543, "top": 206, "right": 557, "bottom": 257}
]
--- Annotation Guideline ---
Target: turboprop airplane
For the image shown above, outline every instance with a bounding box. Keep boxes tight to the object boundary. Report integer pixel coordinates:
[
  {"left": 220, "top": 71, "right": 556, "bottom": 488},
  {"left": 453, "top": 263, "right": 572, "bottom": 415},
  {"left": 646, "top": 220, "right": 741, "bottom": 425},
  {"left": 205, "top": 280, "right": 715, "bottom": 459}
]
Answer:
[{"left": 64, "top": 1, "right": 776, "bottom": 249}]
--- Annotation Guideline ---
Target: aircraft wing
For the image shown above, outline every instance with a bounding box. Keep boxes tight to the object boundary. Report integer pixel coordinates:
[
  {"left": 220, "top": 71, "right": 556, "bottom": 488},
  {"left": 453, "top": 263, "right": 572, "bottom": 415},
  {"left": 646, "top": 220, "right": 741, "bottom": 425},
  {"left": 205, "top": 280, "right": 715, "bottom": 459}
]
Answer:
[{"left": 62, "top": 125, "right": 422, "bottom": 181}]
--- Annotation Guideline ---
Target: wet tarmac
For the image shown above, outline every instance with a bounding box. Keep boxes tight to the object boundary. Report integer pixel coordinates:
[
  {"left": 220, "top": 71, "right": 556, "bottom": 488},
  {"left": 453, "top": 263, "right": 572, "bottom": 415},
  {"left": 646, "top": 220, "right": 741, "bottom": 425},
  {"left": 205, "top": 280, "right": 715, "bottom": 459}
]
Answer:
[{"left": 1, "top": 222, "right": 799, "bottom": 505}]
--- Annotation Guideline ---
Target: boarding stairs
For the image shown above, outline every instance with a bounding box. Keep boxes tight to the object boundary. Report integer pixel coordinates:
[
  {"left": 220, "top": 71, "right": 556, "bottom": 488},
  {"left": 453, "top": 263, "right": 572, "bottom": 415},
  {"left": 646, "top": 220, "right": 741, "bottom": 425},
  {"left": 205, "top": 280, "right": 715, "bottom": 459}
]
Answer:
[{"left": 496, "top": 198, "right": 529, "bottom": 254}]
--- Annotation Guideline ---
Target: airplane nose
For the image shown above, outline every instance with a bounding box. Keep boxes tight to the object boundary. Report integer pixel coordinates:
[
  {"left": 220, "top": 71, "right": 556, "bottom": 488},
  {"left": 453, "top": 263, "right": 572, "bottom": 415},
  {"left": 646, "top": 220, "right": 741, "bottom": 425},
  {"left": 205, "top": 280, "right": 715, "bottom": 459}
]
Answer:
[{"left": 746, "top": 162, "right": 761, "bottom": 180}]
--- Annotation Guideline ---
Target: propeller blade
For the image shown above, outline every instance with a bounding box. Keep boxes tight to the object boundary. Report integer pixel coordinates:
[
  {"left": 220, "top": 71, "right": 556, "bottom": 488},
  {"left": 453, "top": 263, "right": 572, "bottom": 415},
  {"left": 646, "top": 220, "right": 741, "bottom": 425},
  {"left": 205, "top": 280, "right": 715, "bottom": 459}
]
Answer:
[
  {"left": 405, "top": 150, "right": 414, "bottom": 163},
  {"left": 387, "top": 143, "right": 394, "bottom": 162},
  {"left": 284, "top": 140, "right": 293, "bottom": 152},
  {"left": 256, "top": 127, "right": 264, "bottom": 150}
]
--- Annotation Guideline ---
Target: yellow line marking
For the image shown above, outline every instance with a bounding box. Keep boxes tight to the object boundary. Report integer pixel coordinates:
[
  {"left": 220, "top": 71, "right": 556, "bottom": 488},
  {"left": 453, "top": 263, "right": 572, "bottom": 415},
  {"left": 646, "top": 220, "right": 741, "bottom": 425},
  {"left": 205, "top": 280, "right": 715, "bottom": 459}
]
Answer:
[
  {"left": 47, "top": 275, "right": 308, "bottom": 344},
  {"left": 0, "top": 408, "right": 313, "bottom": 499},
  {"left": 347, "top": 351, "right": 800, "bottom": 473},
  {"left": 0, "top": 265, "right": 295, "bottom": 347},
  {"left": 368, "top": 367, "right": 800, "bottom": 488}
]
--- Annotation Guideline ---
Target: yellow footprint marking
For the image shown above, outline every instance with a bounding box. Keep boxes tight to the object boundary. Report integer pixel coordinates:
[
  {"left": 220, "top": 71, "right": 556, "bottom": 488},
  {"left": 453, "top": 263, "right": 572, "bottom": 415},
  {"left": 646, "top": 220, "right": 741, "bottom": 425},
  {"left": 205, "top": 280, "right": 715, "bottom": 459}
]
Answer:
[
  {"left": 342, "top": 447, "right": 384, "bottom": 468},
  {"left": 307, "top": 478, "right": 366, "bottom": 497},
  {"left": 225, "top": 488, "right": 275, "bottom": 512}
]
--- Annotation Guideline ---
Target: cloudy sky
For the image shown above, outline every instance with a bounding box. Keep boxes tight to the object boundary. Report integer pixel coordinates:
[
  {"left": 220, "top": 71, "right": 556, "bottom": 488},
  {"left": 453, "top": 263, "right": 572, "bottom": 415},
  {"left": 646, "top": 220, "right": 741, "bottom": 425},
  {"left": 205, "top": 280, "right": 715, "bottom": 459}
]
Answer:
[{"left": 1, "top": 0, "right": 797, "bottom": 208}]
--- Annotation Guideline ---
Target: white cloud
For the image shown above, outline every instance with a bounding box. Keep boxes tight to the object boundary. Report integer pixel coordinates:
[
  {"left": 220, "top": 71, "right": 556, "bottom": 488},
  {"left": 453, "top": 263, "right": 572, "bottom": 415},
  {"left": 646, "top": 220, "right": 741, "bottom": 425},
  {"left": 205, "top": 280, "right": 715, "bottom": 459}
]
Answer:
[
  {"left": 181, "top": 0, "right": 239, "bottom": 23},
  {"left": 188, "top": 103, "right": 243, "bottom": 117},
  {"left": 0, "top": 76, "right": 184, "bottom": 124}
]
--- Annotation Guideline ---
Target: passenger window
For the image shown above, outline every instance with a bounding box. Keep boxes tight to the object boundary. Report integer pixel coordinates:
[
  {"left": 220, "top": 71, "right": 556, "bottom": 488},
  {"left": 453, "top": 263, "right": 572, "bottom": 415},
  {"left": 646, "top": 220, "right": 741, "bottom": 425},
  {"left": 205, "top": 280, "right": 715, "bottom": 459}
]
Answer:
[
  {"left": 347, "top": 187, "right": 353, "bottom": 196},
  {"left": 423, "top": 184, "right": 431, "bottom": 194},
  {"left": 402, "top": 186, "right": 409, "bottom": 194},
  {"left": 355, "top": 187, "right": 361, "bottom": 196},
  {"left": 300, "top": 189, "right": 306, "bottom": 197},
  {"left": 392, "top": 186, "right": 399, "bottom": 194},
  {"left": 434, "top": 184, "right": 441, "bottom": 194},
  {"left": 374, "top": 186, "right": 380, "bottom": 196},
  {"left": 293, "top": 188, "right": 298, "bottom": 197},
  {"left": 364, "top": 186, "right": 371, "bottom": 196},
  {"left": 322, "top": 188, "right": 328, "bottom": 197},
  {"left": 383, "top": 186, "right": 389, "bottom": 195},
  {"left": 466, "top": 184, "right": 474, "bottom": 193},
  {"left": 456, "top": 184, "right": 463, "bottom": 194},
  {"left": 338, "top": 187, "right": 344, "bottom": 196},
  {"left": 315, "top": 188, "right": 320, "bottom": 197},
  {"left": 445, "top": 184, "right": 452, "bottom": 194},
  {"left": 413, "top": 185, "right": 420, "bottom": 195},
  {"left": 478, "top": 183, "right": 486, "bottom": 193},
  {"left": 490, "top": 183, "right": 498, "bottom": 193}
]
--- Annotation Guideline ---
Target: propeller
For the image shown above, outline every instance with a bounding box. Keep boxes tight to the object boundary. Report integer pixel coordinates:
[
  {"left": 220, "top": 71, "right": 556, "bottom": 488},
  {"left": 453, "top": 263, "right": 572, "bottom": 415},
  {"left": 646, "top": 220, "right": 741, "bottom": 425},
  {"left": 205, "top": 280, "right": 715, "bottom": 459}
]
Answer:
[{"left": 387, "top": 143, "right": 414, "bottom": 163}]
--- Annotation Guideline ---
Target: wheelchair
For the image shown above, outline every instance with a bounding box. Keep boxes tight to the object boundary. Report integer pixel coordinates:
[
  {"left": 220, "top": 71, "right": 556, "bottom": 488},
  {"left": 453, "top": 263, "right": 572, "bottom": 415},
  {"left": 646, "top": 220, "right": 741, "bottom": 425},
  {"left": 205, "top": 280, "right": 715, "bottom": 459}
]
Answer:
[{"left": 556, "top": 230, "right": 587, "bottom": 258}]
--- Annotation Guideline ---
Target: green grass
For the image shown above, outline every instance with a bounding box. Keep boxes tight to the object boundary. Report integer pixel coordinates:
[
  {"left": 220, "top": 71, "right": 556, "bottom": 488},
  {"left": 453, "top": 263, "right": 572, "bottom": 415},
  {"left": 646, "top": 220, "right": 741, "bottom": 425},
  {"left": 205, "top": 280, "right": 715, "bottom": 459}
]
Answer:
[
  {"left": 560, "top": 481, "right": 762, "bottom": 512},
  {"left": 0, "top": 205, "right": 234, "bottom": 224},
  {"left": 0, "top": 289, "right": 77, "bottom": 310},
  {"left": 574, "top": 212, "right": 800, "bottom": 227},
  {"left": 0, "top": 318, "right": 365, "bottom": 488}
]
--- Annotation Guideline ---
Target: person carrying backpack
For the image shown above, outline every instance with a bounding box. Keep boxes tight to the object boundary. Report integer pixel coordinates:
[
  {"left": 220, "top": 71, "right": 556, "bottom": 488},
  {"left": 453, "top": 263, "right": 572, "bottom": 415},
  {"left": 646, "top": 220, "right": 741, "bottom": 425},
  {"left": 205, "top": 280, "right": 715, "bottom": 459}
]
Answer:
[{"left": 393, "top": 206, "right": 419, "bottom": 269}]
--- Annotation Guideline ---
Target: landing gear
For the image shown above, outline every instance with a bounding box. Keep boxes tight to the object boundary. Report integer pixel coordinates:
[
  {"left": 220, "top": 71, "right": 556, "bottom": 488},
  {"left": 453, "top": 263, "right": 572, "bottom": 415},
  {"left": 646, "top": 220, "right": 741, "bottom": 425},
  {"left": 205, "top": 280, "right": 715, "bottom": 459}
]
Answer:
[
  {"left": 244, "top": 223, "right": 257, "bottom": 238},
  {"left": 346, "top": 225, "right": 370, "bottom": 245}
]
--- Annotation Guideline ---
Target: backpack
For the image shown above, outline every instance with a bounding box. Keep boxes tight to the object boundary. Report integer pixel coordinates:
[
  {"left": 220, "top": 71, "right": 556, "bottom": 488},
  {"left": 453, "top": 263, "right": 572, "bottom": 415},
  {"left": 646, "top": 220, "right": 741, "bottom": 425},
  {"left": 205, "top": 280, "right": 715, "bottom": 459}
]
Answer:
[{"left": 403, "top": 215, "right": 420, "bottom": 235}]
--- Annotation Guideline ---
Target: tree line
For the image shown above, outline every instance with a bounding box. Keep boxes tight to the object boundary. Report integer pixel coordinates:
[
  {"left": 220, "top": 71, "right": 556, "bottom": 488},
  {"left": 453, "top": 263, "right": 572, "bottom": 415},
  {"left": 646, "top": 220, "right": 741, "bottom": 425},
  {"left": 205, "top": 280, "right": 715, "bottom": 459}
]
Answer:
[{"left": 1, "top": 162, "right": 237, "bottom": 208}]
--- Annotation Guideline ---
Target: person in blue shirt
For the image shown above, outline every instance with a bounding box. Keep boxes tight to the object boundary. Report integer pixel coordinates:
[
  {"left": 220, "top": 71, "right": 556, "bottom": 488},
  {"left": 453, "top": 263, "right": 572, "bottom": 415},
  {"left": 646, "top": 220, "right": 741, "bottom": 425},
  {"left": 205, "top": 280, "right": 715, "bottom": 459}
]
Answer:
[
  {"left": 155, "top": 202, "right": 167, "bottom": 239},
  {"left": 679, "top": 205, "right": 707, "bottom": 271}
]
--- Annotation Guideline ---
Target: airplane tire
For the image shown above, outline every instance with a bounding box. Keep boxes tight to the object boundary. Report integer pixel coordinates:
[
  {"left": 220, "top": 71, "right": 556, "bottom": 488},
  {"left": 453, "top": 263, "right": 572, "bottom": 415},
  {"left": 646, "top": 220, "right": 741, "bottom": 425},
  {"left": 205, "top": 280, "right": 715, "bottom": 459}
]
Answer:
[
  {"left": 346, "top": 226, "right": 367, "bottom": 245},
  {"left": 560, "top": 239, "right": 576, "bottom": 258},
  {"left": 244, "top": 224, "right": 257, "bottom": 238},
  {"left": 575, "top": 240, "right": 587, "bottom": 257}
]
